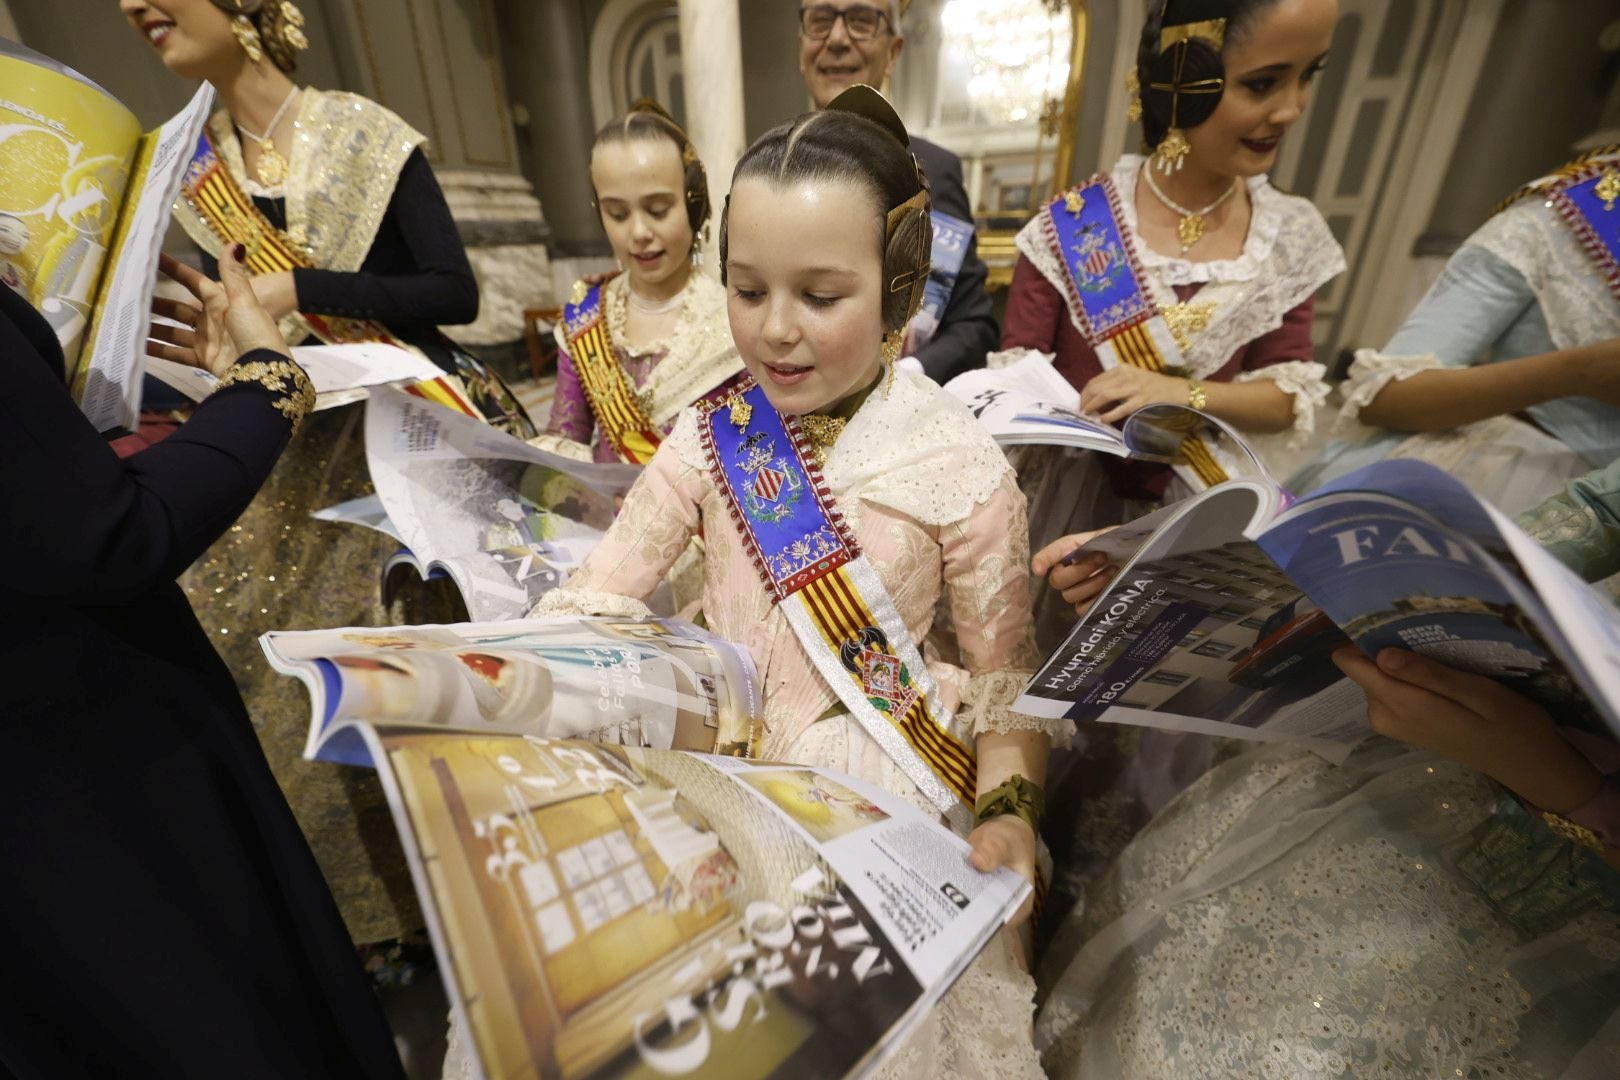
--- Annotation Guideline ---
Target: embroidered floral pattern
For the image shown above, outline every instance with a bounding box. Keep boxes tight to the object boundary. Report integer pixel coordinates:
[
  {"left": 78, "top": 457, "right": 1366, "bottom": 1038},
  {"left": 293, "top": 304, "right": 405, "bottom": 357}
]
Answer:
[{"left": 216, "top": 357, "right": 316, "bottom": 432}]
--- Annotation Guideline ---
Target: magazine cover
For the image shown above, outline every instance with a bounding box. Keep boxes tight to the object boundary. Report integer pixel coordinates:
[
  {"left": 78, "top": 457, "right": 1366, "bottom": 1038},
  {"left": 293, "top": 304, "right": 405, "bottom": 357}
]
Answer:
[
  {"left": 262, "top": 617, "right": 763, "bottom": 764},
  {"left": 0, "top": 39, "right": 140, "bottom": 364},
  {"left": 0, "top": 39, "right": 214, "bottom": 432},
  {"left": 358, "top": 729, "right": 1029, "bottom": 1080},
  {"left": 365, "top": 386, "right": 642, "bottom": 620}
]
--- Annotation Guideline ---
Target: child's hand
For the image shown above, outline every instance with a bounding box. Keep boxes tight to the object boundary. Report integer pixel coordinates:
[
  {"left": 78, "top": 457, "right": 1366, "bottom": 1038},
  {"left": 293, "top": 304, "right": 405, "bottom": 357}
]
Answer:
[
  {"left": 967, "top": 814, "right": 1036, "bottom": 925},
  {"left": 1032, "top": 530, "right": 1119, "bottom": 616},
  {"left": 1331, "top": 646, "right": 1603, "bottom": 813}
]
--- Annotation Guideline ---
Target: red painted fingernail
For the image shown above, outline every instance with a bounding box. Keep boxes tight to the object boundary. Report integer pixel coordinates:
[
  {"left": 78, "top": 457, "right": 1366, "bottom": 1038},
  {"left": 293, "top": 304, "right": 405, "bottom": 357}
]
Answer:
[{"left": 232, "top": 243, "right": 246, "bottom": 262}]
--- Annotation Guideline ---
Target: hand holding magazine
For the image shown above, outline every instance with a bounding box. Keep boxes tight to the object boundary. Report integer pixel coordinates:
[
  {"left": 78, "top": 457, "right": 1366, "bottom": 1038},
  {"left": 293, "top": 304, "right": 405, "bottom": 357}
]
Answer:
[
  {"left": 1016, "top": 460, "right": 1620, "bottom": 760},
  {"left": 264, "top": 618, "right": 1032, "bottom": 1079},
  {"left": 946, "top": 349, "right": 1274, "bottom": 490}
]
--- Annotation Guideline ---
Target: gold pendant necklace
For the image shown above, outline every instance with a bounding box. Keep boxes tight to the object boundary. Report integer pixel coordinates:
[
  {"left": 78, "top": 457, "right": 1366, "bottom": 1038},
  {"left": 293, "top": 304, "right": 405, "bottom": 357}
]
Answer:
[
  {"left": 236, "top": 85, "right": 300, "bottom": 187},
  {"left": 1142, "top": 165, "right": 1239, "bottom": 255}
]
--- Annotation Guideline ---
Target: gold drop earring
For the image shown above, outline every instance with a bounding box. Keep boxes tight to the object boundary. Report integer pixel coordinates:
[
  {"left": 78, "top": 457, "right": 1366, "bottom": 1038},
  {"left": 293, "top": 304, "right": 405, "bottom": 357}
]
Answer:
[
  {"left": 232, "top": 14, "right": 265, "bottom": 63},
  {"left": 882, "top": 328, "right": 903, "bottom": 391}
]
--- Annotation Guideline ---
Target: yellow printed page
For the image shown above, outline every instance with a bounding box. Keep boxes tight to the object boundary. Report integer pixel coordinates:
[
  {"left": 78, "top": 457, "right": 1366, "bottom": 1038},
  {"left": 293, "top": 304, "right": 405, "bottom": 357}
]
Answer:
[{"left": 0, "top": 40, "right": 141, "bottom": 372}]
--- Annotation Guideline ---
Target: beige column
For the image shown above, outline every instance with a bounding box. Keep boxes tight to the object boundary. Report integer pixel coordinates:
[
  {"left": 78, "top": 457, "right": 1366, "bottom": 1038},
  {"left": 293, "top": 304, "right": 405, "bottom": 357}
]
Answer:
[
  {"left": 322, "top": 0, "right": 553, "bottom": 343},
  {"left": 677, "top": 0, "right": 747, "bottom": 270}
]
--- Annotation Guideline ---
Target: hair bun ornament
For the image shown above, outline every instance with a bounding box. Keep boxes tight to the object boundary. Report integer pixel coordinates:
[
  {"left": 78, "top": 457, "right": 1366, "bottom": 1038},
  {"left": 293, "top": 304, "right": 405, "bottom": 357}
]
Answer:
[
  {"left": 825, "top": 84, "right": 911, "bottom": 149},
  {"left": 882, "top": 190, "right": 932, "bottom": 332},
  {"left": 1142, "top": 16, "right": 1225, "bottom": 172},
  {"left": 629, "top": 97, "right": 681, "bottom": 129}
]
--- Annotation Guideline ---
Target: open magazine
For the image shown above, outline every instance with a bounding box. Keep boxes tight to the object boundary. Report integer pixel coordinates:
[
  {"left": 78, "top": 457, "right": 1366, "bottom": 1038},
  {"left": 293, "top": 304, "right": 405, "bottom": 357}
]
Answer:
[
  {"left": 262, "top": 616, "right": 762, "bottom": 762},
  {"left": 0, "top": 39, "right": 212, "bottom": 433},
  {"left": 1013, "top": 459, "right": 1620, "bottom": 761},
  {"left": 268, "top": 619, "right": 1031, "bottom": 1079},
  {"left": 358, "top": 386, "right": 645, "bottom": 621},
  {"left": 945, "top": 350, "right": 1273, "bottom": 485}
]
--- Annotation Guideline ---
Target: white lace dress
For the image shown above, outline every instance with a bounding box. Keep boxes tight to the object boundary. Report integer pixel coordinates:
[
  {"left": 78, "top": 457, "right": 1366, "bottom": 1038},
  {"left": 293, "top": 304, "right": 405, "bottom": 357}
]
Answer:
[
  {"left": 1291, "top": 195, "right": 1620, "bottom": 514},
  {"left": 1034, "top": 738, "right": 1620, "bottom": 1078}
]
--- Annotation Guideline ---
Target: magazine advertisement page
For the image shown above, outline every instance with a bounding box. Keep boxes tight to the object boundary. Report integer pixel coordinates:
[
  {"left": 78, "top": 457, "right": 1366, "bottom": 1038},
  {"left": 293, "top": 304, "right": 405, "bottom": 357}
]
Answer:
[
  {"left": 0, "top": 40, "right": 140, "bottom": 367},
  {"left": 262, "top": 617, "right": 762, "bottom": 766},
  {"left": 1256, "top": 460, "right": 1620, "bottom": 741},
  {"left": 1013, "top": 481, "right": 1369, "bottom": 758},
  {"left": 366, "top": 386, "right": 640, "bottom": 620},
  {"left": 76, "top": 81, "right": 214, "bottom": 433},
  {"left": 360, "top": 730, "right": 1028, "bottom": 1079}
]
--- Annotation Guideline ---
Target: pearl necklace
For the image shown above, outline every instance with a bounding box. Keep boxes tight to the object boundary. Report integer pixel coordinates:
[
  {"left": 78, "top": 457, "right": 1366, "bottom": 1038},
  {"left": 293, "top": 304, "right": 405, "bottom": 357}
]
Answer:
[
  {"left": 627, "top": 283, "right": 685, "bottom": 315},
  {"left": 1142, "top": 166, "right": 1239, "bottom": 254},
  {"left": 235, "top": 85, "right": 300, "bottom": 187}
]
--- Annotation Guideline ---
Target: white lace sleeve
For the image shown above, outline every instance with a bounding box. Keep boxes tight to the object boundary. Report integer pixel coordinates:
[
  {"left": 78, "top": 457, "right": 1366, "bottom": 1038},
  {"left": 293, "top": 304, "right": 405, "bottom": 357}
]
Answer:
[
  {"left": 962, "top": 670, "right": 1072, "bottom": 745},
  {"left": 524, "top": 432, "right": 595, "bottom": 462},
  {"left": 1334, "top": 348, "right": 1448, "bottom": 428},
  {"left": 530, "top": 588, "right": 655, "bottom": 619},
  {"left": 1232, "top": 359, "right": 1330, "bottom": 446}
]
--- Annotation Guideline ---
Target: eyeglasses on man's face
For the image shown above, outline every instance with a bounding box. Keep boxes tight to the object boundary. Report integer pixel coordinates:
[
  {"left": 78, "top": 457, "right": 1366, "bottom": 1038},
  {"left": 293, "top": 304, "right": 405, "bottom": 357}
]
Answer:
[{"left": 799, "top": 3, "right": 892, "bottom": 42}]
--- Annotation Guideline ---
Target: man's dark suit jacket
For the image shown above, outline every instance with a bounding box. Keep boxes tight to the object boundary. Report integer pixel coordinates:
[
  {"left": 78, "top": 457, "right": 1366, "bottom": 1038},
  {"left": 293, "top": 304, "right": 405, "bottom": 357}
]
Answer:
[{"left": 911, "top": 136, "right": 999, "bottom": 383}]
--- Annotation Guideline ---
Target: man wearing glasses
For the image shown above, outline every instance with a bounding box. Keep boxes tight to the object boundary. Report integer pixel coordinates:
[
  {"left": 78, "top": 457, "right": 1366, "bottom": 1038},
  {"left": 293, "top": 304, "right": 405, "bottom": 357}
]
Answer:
[{"left": 798, "top": 1, "right": 998, "bottom": 384}]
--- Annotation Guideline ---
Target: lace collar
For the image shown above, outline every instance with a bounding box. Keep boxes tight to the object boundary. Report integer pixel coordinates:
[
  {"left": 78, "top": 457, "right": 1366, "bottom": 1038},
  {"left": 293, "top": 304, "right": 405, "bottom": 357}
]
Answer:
[
  {"left": 670, "top": 366, "right": 1011, "bottom": 526},
  {"left": 1110, "top": 153, "right": 1280, "bottom": 286},
  {"left": 598, "top": 272, "right": 740, "bottom": 427},
  {"left": 1015, "top": 154, "right": 1345, "bottom": 378}
]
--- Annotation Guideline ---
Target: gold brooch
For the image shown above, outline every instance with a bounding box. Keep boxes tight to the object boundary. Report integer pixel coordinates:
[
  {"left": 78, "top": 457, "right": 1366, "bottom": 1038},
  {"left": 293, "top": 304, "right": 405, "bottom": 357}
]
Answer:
[
  {"left": 1064, "top": 189, "right": 1085, "bottom": 216},
  {"left": 728, "top": 395, "right": 752, "bottom": 432},
  {"left": 1597, "top": 167, "right": 1620, "bottom": 212}
]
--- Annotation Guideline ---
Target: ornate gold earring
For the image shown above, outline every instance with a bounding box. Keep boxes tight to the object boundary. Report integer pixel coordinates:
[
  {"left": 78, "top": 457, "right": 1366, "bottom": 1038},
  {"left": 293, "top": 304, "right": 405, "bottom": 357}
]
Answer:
[
  {"left": 1154, "top": 127, "right": 1191, "bottom": 174},
  {"left": 882, "top": 328, "right": 903, "bottom": 365},
  {"left": 280, "top": 1, "right": 309, "bottom": 51},
  {"left": 1125, "top": 69, "right": 1143, "bottom": 124},
  {"left": 232, "top": 14, "right": 264, "bottom": 62}
]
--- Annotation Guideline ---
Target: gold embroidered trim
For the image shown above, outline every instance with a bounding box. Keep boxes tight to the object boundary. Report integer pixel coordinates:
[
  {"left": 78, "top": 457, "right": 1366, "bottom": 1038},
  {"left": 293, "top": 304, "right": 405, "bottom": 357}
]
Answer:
[{"left": 216, "top": 358, "right": 317, "bottom": 433}]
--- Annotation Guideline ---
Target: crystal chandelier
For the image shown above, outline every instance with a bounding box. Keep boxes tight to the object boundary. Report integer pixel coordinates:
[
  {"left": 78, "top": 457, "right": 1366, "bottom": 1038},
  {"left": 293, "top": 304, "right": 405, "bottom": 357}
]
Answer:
[{"left": 939, "top": 0, "right": 1071, "bottom": 125}]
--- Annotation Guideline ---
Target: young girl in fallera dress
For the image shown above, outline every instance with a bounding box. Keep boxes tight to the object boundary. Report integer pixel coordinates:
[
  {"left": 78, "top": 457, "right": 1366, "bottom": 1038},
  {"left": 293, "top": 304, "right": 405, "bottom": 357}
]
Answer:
[
  {"left": 532, "top": 101, "right": 741, "bottom": 466},
  {"left": 443, "top": 86, "right": 1066, "bottom": 1078}
]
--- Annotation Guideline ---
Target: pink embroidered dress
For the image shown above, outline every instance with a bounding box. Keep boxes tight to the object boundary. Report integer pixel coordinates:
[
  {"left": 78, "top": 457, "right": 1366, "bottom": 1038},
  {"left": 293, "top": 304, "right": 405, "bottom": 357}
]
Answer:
[{"left": 531, "top": 366, "right": 1076, "bottom": 1077}]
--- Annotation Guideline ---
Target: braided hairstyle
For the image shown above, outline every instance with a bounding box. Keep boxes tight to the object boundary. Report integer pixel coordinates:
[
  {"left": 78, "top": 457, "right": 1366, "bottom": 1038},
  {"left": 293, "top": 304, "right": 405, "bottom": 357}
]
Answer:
[
  {"left": 209, "top": 0, "right": 309, "bottom": 74},
  {"left": 1136, "top": 0, "right": 1283, "bottom": 149},
  {"left": 591, "top": 100, "right": 711, "bottom": 252},
  {"left": 720, "top": 87, "right": 932, "bottom": 333}
]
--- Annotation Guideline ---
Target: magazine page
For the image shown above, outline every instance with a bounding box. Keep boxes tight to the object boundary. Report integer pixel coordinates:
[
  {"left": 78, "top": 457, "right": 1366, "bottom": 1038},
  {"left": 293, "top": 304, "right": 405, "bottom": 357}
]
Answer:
[
  {"left": 359, "top": 729, "right": 1028, "bottom": 1079},
  {"left": 310, "top": 493, "right": 404, "bottom": 544},
  {"left": 76, "top": 82, "right": 214, "bottom": 433},
  {"left": 263, "top": 617, "right": 762, "bottom": 766},
  {"left": 0, "top": 39, "right": 141, "bottom": 368},
  {"left": 944, "top": 352, "right": 1128, "bottom": 455},
  {"left": 146, "top": 342, "right": 445, "bottom": 411},
  {"left": 1013, "top": 480, "right": 1369, "bottom": 759},
  {"left": 366, "top": 386, "right": 641, "bottom": 620},
  {"left": 1258, "top": 460, "right": 1620, "bottom": 741},
  {"left": 1120, "top": 402, "right": 1275, "bottom": 487}
]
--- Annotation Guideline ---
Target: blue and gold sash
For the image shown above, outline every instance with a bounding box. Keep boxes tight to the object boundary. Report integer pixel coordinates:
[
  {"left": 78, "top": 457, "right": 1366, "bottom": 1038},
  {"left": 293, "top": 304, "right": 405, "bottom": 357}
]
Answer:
[
  {"left": 564, "top": 279, "right": 662, "bottom": 465},
  {"left": 700, "top": 377, "right": 976, "bottom": 829},
  {"left": 1039, "top": 176, "right": 1230, "bottom": 487},
  {"left": 1493, "top": 147, "right": 1620, "bottom": 305}
]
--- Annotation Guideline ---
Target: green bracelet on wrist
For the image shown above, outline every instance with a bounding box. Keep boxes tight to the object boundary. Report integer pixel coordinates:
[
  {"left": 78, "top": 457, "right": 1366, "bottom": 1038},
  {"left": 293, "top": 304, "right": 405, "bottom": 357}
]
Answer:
[{"left": 975, "top": 774, "right": 1045, "bottom": 834}]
